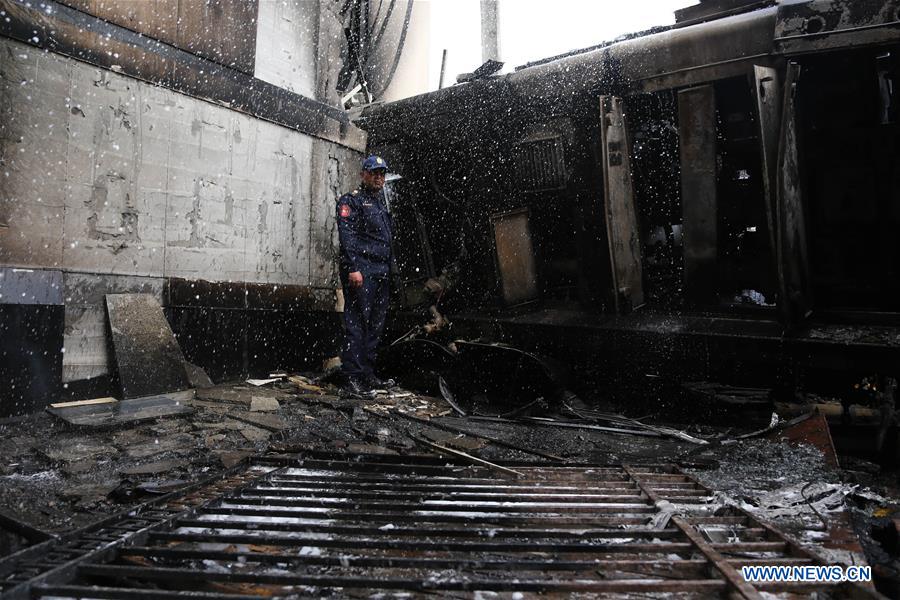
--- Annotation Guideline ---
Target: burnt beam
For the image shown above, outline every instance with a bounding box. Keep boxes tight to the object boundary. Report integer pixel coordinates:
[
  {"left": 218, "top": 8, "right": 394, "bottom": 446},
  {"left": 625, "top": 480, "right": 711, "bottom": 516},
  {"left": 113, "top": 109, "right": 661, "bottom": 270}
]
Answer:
[{"left": 121, "top": 547, "right": 709, "bottom": 573}]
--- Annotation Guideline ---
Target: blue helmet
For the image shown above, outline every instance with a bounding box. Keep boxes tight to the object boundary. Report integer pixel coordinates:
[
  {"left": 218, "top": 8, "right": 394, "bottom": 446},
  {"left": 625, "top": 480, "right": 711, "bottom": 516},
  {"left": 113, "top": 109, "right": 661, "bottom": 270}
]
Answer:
[{"left": 362, "top": 155, "right": 389, "bottom": 171}]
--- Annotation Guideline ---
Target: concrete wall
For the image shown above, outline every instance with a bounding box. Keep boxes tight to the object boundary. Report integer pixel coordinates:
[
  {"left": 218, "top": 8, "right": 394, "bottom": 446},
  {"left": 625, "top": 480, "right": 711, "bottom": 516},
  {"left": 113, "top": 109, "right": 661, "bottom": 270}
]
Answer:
[
  {"left": 0, "top": 34, "right": 361, "bottom": 282},
  {"left": 255, "top": 0, "right": 319, "bottom": 97},
  {"left": 0, "top": 18, "right": 361, "bottom": 387}
]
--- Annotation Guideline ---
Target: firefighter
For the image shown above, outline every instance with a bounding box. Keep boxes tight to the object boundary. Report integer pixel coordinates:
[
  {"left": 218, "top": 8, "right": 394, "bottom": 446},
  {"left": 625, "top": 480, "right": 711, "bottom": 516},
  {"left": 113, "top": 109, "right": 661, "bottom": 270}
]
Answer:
[{"left": 336, "top": 155, "right": 396, "bottom": 397}]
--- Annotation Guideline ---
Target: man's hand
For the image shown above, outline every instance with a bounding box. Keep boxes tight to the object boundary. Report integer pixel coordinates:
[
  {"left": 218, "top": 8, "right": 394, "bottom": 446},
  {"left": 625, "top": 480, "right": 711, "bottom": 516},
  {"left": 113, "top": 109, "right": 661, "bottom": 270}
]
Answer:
[{"left": 348, "top": 271, "right": 364, "bottom": 289}]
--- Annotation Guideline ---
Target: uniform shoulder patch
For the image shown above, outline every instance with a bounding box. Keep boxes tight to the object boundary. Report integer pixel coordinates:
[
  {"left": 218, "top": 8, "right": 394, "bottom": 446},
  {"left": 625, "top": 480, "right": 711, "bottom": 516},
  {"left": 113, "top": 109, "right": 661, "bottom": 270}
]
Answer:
[{"left": 339, "top": 204, "right": 352, "bottom": 218}]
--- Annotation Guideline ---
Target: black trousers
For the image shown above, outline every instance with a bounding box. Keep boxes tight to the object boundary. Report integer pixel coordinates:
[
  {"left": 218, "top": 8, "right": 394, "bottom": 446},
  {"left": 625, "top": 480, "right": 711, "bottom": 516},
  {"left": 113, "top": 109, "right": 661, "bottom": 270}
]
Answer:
[{"left": 340, "top": 274, "right": 389, "bottom": 381}]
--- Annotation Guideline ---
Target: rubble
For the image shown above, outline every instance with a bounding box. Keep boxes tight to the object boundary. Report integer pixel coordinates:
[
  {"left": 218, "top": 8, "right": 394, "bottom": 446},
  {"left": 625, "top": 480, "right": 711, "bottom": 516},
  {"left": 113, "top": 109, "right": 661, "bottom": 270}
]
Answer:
[
  {"left": 0, "top": 371, "right": 899, "bottom": 594},
  {"left": 248, "top": 397, "right": 280, "bottom": 412},
  {"left": 239, "top": 426, "right": 272, "bottom": 443},
  {"left": 46, "top": 392, "right": 195, "bottom": 428},
  {"left": 41, "top": 438, "right": 117, "bottom": 464},
  {"left": 120, "top": 460, "right": 188, "bottom": 476},
  {"left": 229, "top": 412, "right": 288, "bottom": 432},
  {"left": 0, "top": 450, "right": 887, "bottom": 598}
]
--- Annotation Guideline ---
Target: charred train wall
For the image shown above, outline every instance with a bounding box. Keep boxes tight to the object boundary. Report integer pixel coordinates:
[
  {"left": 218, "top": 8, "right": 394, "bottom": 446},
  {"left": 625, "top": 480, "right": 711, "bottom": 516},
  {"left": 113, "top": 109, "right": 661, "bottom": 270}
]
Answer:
[
  {"left": 0, "top": 0, "right": 370, "bottom": 417},
  {"left": 361, "top": 1, "right": 900, "bottom": 413}
]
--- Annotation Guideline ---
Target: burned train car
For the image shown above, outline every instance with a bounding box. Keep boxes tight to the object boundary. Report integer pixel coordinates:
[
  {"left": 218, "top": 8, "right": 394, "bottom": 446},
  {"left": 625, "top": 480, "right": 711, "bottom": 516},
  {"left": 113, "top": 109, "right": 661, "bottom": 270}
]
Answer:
[{"left": 356, "top": 1, "right": 900, "bottom": 423}]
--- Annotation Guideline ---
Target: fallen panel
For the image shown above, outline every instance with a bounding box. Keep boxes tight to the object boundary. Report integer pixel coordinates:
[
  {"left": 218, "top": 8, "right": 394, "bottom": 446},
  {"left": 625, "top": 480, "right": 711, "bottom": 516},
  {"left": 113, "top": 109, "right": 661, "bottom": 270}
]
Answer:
[
  {"left": 106, "top": 294, "right": 191, "bottom": 399},
  {"left": 47, "top": 391, "right": 194, "bottom": 428}
]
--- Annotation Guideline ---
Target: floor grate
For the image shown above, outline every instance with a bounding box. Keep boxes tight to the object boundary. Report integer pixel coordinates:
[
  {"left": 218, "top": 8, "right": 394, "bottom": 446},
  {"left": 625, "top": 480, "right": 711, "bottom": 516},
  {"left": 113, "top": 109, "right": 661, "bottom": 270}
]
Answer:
[{"left": 0, "top": 452, "right": 882, "bottom": 598}]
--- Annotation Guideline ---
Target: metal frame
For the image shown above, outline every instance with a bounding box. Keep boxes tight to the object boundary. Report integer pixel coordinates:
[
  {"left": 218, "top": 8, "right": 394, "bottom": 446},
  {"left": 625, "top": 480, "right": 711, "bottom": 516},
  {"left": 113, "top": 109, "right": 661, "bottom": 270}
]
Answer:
[{"left": 1, "top": 452, "right": 883, "bottom": 598}]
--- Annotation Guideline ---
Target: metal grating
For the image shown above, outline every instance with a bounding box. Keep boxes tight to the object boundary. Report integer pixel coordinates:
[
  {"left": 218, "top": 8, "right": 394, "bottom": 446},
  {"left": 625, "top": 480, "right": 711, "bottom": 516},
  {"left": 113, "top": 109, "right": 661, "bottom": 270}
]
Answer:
[
  {"left": 0, "top": 453, "right": 881, "bottom": 598},
  {"left": 515, "top": 137, "right": 567, "bottom": 192}
]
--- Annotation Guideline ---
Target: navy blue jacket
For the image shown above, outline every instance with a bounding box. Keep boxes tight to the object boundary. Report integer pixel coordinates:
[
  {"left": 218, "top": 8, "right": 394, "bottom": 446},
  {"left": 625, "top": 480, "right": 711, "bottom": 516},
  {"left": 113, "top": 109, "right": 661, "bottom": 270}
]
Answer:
[{"left": 336, "top": 186, "right": 393, "bottom": 278}]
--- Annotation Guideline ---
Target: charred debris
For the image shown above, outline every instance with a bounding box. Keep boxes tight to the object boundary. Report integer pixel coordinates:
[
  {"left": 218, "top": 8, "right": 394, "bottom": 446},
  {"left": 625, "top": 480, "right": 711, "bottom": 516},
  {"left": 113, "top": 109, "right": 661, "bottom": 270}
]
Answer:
[{"left": 3, "top": 0, "right": 900, "bottom": 597}]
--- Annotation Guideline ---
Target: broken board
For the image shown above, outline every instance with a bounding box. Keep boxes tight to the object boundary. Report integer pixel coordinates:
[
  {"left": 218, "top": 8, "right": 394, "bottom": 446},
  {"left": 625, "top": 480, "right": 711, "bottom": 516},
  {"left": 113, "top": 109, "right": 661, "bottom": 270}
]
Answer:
[
  {"left": 106, "top": 294, "right": 191, "bottom": 398},
  {"left": 49, "top": 397, "right": 117, "bottom": 409},
  {"left": 47, "top": 390, "right": 194, "bottom": 429}
]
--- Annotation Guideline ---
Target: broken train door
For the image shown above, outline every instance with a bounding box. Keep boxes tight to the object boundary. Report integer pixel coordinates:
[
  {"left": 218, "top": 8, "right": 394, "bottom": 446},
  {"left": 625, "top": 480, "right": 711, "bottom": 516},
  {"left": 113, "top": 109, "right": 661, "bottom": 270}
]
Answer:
[
  {"left": 753, "top": 62, "right": 811, "bottom": 327},
  {"left": 774, "top": 62, "right": 812, "bottom": 327},
  {"left": 600, "top": 95, "right": 644, "bottom": 313},
  {"left": 753, "top": 65, "right": 781, "bottom": 300}
]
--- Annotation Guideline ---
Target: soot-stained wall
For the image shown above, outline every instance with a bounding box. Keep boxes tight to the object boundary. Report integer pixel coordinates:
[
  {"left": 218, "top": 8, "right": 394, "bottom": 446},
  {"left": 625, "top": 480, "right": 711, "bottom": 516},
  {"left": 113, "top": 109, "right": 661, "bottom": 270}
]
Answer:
[{"left": 0, "top": 1, "right": 368, "bottom": 416}]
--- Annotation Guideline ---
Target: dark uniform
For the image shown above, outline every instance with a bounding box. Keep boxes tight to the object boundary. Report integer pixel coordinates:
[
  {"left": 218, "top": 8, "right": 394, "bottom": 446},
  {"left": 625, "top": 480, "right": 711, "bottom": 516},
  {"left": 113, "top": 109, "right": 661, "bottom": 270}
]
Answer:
[{"left": 336, "top": 180, "right": 393, "bottom": 385}]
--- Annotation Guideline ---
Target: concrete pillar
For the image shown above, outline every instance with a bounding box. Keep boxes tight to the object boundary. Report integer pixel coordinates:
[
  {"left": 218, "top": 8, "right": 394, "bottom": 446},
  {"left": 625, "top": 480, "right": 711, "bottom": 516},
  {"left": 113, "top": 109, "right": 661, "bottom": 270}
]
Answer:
[{"left": 480, "top": 0, "right": 501, "bottom": 63}]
